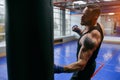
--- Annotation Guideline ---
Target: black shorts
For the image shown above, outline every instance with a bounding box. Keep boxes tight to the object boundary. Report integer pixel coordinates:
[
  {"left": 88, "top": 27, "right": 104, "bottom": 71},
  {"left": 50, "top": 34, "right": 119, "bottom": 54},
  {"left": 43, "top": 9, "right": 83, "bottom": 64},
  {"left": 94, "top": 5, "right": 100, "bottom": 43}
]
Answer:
[{"left": 70, "top": 61, "right": 96, "bottom": 80}]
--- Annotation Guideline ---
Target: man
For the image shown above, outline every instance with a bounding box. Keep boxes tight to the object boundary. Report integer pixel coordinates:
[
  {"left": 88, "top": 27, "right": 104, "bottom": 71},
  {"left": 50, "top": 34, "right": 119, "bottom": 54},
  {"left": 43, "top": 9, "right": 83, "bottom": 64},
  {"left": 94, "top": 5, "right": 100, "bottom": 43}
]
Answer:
[{"left": 54, "top": 4, "right": 104, "bottom": 80}]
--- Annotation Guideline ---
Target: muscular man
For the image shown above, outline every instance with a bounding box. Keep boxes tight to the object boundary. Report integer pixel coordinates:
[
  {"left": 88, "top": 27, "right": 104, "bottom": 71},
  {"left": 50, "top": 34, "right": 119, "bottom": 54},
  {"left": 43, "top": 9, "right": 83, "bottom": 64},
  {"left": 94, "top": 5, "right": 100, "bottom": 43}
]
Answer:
[{"left": 54, "top": 4, "right": 104, "bottom": 80}]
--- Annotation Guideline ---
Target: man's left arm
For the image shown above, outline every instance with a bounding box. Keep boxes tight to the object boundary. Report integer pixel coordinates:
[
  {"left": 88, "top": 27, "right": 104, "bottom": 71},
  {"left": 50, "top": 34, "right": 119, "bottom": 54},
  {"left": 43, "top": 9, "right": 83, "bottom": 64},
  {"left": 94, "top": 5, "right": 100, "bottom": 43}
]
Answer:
[{"left": 54, "top": 31, "right": 101, "bottom": 73}]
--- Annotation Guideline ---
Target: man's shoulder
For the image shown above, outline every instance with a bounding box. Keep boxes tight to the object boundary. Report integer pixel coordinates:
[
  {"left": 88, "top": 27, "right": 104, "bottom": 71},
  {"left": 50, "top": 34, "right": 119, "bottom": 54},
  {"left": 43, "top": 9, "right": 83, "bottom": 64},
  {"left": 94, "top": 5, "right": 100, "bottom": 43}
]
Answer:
[{"left": 90, "top": 29, "right": 101, "bottom": 37}]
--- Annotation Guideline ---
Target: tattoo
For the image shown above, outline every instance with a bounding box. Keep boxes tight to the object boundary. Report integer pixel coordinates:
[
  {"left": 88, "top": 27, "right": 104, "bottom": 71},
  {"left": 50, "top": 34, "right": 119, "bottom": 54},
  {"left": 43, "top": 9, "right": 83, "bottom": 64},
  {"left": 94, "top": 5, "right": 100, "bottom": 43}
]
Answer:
[{"left": 83, "top": 37, "right": 95, "bottom": 49}]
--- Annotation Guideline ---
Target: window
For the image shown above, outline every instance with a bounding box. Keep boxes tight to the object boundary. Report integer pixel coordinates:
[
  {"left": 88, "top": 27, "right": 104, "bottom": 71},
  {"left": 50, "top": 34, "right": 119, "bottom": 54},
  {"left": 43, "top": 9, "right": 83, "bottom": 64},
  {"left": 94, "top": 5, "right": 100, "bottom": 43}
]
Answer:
[{"left": 53, "top": 7, "right": 71, "bottom": 38}]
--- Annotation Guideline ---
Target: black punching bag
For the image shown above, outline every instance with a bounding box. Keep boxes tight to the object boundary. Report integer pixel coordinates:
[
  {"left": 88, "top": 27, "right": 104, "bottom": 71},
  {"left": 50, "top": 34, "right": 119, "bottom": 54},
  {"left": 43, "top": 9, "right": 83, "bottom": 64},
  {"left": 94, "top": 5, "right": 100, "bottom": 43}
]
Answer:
[{"left": 5, "top": 0, "right": 54, "bottom": 80}]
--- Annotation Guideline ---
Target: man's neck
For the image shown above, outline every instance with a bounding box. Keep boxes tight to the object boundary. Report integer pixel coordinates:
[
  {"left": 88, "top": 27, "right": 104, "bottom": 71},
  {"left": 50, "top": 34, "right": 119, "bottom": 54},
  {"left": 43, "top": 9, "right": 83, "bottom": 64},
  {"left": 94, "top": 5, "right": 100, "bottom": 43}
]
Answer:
[{"left": 85, "top": 22, "right": 97, "bottom": 30}]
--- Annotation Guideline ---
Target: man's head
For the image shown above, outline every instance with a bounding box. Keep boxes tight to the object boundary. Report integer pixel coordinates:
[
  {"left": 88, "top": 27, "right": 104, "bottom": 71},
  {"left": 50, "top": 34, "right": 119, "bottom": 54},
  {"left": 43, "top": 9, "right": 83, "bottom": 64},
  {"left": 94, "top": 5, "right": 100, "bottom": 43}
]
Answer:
[{"left": 81, "top": 4, "right": 101, "bottom": 26}]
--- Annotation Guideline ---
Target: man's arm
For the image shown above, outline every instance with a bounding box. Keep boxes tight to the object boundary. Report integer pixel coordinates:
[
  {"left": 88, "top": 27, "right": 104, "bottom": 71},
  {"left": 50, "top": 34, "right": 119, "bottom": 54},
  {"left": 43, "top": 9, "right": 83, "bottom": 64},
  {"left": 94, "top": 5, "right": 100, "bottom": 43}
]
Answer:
[
  {"left": 54, "top": 31, "right": 101, "bottom": 73},
  {"left": 64, "top": 31, "right": 101, "bottom": 71},
  {"left": 63, "top": 38, "right": 96, "bottom": 72},
  {"left": 54, "top": 38, "right": 96, "bottom": 73}
]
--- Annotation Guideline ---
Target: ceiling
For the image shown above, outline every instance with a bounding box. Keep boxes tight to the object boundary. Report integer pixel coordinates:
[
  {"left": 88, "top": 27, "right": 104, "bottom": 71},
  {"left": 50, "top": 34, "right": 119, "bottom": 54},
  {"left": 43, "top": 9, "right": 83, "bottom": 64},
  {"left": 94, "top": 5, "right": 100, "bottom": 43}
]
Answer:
[{"left": 53, "top": 0, "right": 120, "bottom": 14}]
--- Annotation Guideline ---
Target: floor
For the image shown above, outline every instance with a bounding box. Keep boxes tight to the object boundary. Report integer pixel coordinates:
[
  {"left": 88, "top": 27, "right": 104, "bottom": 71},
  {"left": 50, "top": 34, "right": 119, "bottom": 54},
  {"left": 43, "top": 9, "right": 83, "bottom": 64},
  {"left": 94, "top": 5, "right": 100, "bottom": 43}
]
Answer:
[
  {"left": 54, "top": 40, "right": 120, "bottom": 80},
  {"left": 0, "top": 38, "right": 120, "bottom": 80},
  {"left": 0, "top": 57, "right": 8, "bottom": 80}
]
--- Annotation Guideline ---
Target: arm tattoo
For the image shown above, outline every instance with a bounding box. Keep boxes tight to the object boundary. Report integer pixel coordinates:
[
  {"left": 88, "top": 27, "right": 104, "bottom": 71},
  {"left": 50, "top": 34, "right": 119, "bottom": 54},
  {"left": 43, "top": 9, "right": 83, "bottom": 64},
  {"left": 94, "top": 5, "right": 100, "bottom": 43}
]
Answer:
[{"left": 83, "top": 37, "right": 95, "bottom": 49}]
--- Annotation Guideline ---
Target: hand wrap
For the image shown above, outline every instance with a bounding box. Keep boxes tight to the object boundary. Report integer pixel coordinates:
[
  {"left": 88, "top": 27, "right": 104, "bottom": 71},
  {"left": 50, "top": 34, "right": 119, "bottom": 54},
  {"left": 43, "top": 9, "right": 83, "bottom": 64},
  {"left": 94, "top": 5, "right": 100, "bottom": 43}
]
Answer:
[
  {"left": 72, "top": 25, "right": 81, "bottom": 35},
  {"left": 54, "top": 64, "right": 64, "bottom": 73}
]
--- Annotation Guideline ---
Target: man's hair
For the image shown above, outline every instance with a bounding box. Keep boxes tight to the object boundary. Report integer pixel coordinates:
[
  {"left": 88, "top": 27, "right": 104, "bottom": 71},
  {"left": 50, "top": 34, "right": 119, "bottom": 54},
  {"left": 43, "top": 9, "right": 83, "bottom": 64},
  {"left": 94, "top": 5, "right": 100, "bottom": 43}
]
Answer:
[{"left": 87, "top": 4, "right": 101, "bottom": 16}]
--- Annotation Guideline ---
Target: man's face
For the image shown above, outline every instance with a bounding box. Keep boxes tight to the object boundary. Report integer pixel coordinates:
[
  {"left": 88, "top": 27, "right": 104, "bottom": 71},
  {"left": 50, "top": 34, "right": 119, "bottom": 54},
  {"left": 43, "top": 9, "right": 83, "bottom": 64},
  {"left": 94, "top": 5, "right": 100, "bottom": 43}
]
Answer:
[{"left": 81, "top": 7, "right": 94, "bottom": 26}]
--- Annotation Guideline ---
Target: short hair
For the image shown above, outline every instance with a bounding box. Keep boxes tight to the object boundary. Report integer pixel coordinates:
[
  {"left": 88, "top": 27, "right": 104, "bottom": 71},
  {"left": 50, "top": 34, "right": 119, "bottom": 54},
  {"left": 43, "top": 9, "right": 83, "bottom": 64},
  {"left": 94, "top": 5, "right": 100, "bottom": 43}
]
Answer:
[{"left": 86, "top": 4, "right": 101, "bottom": 16}]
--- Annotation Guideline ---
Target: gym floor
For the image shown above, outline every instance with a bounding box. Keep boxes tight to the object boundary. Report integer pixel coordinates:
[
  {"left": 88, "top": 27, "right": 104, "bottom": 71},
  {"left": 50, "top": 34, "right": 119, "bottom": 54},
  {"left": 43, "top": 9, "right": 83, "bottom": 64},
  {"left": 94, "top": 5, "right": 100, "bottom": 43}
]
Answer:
[
  {"left": 0, "top": 39, "right": 120, "bottom": 80},
  {"left": 0, "top": 57, "right": 7, "bottom": 80},
  {"left": 54, "top": 40, "right": 120, "bottom": 80}
]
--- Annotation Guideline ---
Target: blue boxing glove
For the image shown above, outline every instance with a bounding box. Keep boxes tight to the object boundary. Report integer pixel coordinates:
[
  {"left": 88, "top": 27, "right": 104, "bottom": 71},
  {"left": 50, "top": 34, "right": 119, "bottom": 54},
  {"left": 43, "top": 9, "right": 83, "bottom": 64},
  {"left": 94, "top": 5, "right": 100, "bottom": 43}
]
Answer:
[{"left": 54, "top": 64, "right": 64, "bottom": 73}]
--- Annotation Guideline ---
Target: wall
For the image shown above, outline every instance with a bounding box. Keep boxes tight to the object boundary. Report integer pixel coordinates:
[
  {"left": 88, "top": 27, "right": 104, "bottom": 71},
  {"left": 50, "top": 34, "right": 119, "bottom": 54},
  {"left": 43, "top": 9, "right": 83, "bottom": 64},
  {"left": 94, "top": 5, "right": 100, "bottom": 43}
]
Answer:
[{"left": 101, "top": 15, "right": 114, "bottom": 35}]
